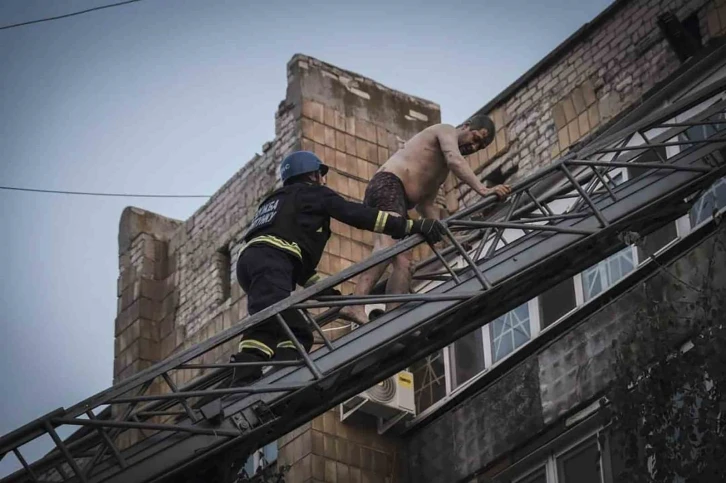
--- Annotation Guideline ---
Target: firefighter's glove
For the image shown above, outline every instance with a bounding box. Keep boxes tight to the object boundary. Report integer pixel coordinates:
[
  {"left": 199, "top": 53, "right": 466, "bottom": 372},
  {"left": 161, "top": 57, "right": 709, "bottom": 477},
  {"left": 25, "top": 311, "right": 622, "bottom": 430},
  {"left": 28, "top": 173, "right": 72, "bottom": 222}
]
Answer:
[
  {"left": 408, "top": 218, "right": 446, "bottom": 243},
  {"left": 305, "top": 274, "right": 342, "bottom": 298}
]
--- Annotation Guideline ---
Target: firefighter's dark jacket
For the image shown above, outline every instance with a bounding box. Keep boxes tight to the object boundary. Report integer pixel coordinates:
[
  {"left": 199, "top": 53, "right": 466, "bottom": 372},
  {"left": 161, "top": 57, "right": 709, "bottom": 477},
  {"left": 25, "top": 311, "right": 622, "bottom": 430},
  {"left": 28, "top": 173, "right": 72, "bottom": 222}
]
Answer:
[{"left": 241, "top": 181, "right": 411, "bottom": 286}]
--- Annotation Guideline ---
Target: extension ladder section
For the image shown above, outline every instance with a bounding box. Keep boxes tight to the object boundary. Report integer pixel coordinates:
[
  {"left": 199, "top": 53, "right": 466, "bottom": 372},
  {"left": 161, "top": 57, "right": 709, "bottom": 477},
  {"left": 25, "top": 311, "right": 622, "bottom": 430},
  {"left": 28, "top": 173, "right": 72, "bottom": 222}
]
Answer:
[{"left": 1, "top": 76, "right": 726, "bottom": 483}]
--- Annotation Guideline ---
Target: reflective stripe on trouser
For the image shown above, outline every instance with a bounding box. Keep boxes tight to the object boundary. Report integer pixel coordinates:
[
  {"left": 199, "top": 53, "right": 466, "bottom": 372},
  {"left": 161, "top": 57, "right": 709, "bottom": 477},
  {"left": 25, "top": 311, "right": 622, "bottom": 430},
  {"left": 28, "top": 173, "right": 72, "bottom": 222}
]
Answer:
[
  {"left": 277, "top": 341, "right": 296, "bottom": 350},
  {"left": 238, "top": 339, "right": 274, "bottom": 359},
  {"left": 236, "top": 244, "right": 315, "bottom": 357}
]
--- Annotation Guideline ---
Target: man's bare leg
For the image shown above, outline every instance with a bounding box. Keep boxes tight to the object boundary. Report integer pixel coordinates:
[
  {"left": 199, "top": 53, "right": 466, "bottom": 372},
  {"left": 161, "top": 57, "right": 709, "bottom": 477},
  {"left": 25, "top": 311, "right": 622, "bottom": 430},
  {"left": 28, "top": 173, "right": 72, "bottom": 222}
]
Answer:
[
  {"left": 340, "top": 232, "right": 395, "bottom": 324},
  {"left": 384, "top": 252, "right": 413, "bottom": 311}
]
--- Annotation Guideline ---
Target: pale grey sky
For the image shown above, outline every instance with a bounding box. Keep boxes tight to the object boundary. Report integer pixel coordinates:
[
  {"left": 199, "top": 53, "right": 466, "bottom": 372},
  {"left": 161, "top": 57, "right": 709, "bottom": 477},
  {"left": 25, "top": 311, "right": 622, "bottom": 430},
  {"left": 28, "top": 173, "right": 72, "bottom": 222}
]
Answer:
[{"left": 0, "top": 0, "right": 613, "bottom": 474}]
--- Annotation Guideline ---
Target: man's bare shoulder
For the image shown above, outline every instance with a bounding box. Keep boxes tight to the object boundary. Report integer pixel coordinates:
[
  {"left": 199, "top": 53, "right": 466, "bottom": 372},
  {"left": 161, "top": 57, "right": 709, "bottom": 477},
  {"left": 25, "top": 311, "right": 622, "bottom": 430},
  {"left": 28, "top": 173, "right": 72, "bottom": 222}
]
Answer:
[
  {"left": 405, "top": 124, "right": 455, "bottom": 145},
  {"left": 422, "top": 123, "right": 456, "bottom": 135}
]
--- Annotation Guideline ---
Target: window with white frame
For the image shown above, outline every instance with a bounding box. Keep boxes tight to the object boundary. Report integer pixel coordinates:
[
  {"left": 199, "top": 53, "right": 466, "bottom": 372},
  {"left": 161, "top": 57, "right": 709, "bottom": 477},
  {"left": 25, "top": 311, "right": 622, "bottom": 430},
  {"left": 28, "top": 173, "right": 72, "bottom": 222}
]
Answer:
[
  {"left": 490, "top": 300, "right": 538, "bottom": 363},
  {"left": 510, "top": 431, "right": 613, "bottom": 483},
  {"left": 690, "top": 176, "right": 726, "bottom": 226},
  {"left": 538, "top": 277, "right": 577, "bottom": 329},
  {"left": 411, "top": 350, "right": 447, "bottom": 413},
  {"left": 449, "top": 327, "right": 486, "bottom": 389},
  {"left": 670, "top": 87, "right": 726, "bottom": 229},
  {"left": 581, "top": 246, "right": 637, "bottom": 302},
  {"left": 409, "top": 83, "right": 725, "bottom": 417},
  {"left": 242, "top": 441, "right": 278, "bottom": 478},
  {"left": 444, "top": 298, "right": 540, "bottom": 393}
]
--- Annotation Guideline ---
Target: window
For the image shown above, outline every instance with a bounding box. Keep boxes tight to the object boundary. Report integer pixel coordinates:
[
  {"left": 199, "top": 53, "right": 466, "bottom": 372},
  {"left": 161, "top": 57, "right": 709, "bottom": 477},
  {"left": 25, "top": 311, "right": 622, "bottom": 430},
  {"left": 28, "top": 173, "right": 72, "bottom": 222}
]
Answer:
[
  {"left": 519, "top": 469, "right": 547, "bottom": 483},
  {"left": 412, "top": 350, "right": 447, "bottom": 413},
  {"left": 556, "top": 437, "right": 602, "bottom": 483},
  {"left": 242, "top": 441, "right": 278, "bottom": 478},
  {"left": 408, "top": 89, "right": 722, "bottom": 418},
  {"left": 681, "top": 12, "right": 703, "bottom": 49},
  {"left": 672, "top": 108, "right": 726, "bottom": 228},
  {"left": 511, "top": 432, "right": 611, "bottom": 483},
  {"left": 627, "top": 146, "right": 668, "bottom": 180},
  {"left": 636, "top": 221, "right": 678, "bottom": 261},
  {"left": 490, "top": 302, "right": 533, "bottom": 363},
  {"left": 689, "top": 175, "right": 726, "bottom": 226},
  {"left": 449, "top": 328, "right": 486, "bottom": 389},
  {"left": 657, "top": 11, "right": 702, "bottom": 63},
  {"left": 539, "top": 278, "right": 577, "bottom": 329},
  {"left": 581, "top": 246, "right": 637, "bottom": 302}
]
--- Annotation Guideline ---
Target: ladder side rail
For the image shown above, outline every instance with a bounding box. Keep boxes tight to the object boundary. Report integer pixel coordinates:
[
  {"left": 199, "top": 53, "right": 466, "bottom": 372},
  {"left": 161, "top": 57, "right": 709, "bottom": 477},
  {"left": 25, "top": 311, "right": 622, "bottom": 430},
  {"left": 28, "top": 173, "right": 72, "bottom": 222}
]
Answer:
[
  {"left": 12, "top": 133, "right": 723, "bottom": 483},
  {"left": 108, "top": 152, "right": 726, "bottom": 483},
  {"left": 2, "top": 78, "right": 725, "bottom": 483}
]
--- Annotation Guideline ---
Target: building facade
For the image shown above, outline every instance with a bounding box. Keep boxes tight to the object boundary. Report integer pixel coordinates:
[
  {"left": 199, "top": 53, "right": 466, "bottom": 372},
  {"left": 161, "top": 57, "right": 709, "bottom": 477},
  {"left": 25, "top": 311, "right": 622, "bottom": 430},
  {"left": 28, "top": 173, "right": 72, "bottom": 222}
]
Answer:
[{"left": 113, "top": 0, "right": 726, "bottom": 481}]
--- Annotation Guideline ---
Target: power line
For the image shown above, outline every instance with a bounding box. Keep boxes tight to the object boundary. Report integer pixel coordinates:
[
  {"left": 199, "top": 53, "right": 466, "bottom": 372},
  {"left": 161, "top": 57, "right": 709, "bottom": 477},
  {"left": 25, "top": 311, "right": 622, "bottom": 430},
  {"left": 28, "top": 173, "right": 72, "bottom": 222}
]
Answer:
[
  {"left": 0, "top": 0, "right": 143, "bottom": 31},
  {"left": 0, "top": 185, "right": 210, "bottom": 199}
]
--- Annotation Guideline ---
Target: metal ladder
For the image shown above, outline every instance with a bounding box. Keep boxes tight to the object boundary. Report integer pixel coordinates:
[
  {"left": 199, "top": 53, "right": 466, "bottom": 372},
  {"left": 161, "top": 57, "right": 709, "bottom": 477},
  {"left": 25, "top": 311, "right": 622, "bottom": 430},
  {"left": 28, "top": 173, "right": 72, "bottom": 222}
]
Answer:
[{"left": 2, "top": 75, "right": 725, "bottom": 483}]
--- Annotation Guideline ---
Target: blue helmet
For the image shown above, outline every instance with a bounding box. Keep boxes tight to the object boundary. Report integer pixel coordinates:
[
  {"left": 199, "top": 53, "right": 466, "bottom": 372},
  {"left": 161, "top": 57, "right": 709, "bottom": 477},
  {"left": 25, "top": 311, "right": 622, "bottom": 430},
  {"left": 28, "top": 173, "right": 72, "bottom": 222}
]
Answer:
[{"left": 279, "top": 151, "right": 329, "bottom": 183}]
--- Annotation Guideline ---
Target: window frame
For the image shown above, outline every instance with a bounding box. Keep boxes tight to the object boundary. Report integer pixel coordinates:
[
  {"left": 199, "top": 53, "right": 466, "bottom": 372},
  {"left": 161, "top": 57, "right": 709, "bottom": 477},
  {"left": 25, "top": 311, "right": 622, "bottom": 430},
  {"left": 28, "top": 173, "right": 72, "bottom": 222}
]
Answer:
[
  {"left": 509, "top": 427, "right": 615, "bottom": 483},
  {"left": 243, "top": 440, "right": 278, "bottom": 477},
  {"left": 409, "top": 82, "right": 726, "bottom": 420}
]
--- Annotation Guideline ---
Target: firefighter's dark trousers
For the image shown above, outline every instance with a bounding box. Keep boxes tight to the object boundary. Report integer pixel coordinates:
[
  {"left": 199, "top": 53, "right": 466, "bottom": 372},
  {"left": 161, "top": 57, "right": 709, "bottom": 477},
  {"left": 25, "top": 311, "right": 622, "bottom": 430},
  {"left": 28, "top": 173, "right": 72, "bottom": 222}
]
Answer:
[{"left": 235, "top": 244, "right": 313, "bottom": 360}]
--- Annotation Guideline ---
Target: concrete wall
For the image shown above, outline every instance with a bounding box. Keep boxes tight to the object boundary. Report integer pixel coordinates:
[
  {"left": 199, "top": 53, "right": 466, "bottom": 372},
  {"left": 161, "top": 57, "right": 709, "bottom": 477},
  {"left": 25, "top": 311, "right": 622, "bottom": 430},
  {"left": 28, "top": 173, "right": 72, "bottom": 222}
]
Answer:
[
  {"left": 405, "top": 226, "right": 726, "bottom": 483},
  {"left": 403, "top": 0, "right": 726, "bottom": 481}
]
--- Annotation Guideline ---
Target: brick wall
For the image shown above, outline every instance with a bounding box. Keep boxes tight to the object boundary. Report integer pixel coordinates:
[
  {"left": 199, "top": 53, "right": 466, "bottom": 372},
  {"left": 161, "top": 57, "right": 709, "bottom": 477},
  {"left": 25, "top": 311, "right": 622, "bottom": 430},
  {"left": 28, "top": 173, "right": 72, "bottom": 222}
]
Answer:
[
  {"left": 112, "top": 0, "right": 726, "bottom": 474},
  {"left": 273, "top": 55, "right": 442, "bottom": 483},
  {"left": 446, "top": 0, "right": 717, "bottom": 212},
  {"left": 114, "top": 54, "right": 440, "bottom": 479},
  {"left": 277, "top": 411, "right": 402, "bottom": 483},
  {"left": 115, "top": 207, "right": 181, "bottom": 384}
]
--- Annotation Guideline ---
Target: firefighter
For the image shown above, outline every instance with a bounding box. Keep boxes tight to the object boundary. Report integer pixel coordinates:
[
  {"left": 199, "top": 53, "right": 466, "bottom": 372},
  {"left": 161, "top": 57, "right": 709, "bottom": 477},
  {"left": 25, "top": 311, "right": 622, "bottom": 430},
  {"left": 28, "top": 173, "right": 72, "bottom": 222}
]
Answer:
[{"left": 230, "top": 150, "right": 445, "bottom": 386}]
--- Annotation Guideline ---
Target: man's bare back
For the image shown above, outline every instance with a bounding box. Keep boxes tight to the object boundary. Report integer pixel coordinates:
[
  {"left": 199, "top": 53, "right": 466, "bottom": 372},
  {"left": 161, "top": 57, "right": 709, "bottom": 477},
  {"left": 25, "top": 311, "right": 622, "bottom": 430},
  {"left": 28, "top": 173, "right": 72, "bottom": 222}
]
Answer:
[
  {"left": 378, "top": 125, "right": 451, "bottom": 207},
  {"left": 378, "top": 123, "right": 510, "bottom": 217},
  {"left": 340, "top": 116, "right": 511, "bottom": 325}
]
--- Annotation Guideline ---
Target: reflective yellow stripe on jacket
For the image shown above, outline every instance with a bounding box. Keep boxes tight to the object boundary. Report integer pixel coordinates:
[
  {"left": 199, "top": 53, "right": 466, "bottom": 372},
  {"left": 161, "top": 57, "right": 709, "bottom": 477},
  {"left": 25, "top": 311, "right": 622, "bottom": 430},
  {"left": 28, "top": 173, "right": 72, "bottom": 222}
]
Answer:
[
  {"left": 241, "top": 235, "right": 303, "bottom": 260},
  {"left": 373, "top": 211, "right": 389, "bottom": 233}
]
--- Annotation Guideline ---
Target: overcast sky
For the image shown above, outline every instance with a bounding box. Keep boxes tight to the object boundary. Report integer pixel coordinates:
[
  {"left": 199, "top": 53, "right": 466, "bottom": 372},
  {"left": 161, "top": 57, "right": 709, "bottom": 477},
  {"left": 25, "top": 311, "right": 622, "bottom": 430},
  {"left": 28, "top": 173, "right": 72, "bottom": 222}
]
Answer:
[{"left": 0, "top": 0, "right": 613, "bottom": 475}]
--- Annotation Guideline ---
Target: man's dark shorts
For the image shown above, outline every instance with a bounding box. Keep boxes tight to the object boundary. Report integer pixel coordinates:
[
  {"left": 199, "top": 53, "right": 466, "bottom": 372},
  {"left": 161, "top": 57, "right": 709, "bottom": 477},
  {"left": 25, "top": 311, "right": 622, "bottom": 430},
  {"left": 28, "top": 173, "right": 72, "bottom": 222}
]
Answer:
[{"left": 363, "top": 172, "right": 412, "bottom": 219}]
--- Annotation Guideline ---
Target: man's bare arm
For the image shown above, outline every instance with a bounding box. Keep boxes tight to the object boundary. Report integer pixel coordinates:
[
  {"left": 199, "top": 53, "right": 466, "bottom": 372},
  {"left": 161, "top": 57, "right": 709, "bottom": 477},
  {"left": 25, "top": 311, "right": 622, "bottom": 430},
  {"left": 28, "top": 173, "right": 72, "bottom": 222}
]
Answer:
[{"left": 435, "top": 125, "right": 508, "bottom": 199}]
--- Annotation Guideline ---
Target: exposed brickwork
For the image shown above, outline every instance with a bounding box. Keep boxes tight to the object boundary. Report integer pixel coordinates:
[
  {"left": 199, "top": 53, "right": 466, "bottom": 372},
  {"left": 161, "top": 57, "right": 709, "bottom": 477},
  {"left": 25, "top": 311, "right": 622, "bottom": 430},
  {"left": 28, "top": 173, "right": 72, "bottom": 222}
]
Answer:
[
  {"left": 115, "top": 54, "right": 440, "bottom": 480},
  {"left": 300, "top": 97, "right": 438, "bottom": 293},
  {"left": 112, "top": 0, "right": 726, "bottom": 477},
  {"left": 705, "top": 0, "right": 726, "bottom": 37},
  {"left": 552, "top": 79, "right": 600, "bottom": 156},
  {"left": 114, "top": 207, "right": 182, "bottom": 448},
  {"left": 279, "top": 410, "right": 401, "bottom": 483},
  {"left": 452, "top": 0, "right": 715, "bottom": 208},
  {"left": 115, "top": 208, "right": 182, "bottom": 383},
  {"left": 290, "top": 56, "right": 442, "bottom": 339}
]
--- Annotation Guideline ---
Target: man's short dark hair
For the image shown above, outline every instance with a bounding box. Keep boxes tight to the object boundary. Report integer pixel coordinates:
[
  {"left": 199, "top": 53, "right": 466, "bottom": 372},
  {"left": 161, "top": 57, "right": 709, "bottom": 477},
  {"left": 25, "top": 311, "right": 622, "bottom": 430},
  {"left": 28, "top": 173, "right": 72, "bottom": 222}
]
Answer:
[
  {"left": 283, "top": 171, "right": 316, "bottom": 186},
  {"left": 465, "top": 114, "right": 496, "bottom": 145}
]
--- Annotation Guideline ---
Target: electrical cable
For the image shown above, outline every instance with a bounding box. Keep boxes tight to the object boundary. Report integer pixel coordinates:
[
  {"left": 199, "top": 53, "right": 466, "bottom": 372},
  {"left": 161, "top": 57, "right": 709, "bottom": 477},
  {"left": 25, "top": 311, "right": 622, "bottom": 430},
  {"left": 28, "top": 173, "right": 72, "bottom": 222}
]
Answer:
[
  {"left": 0, "top": 185, "right": 210, "bottom": 198},
  {"left": 0, "top": 0, "right": 143, "bottom": 31}
]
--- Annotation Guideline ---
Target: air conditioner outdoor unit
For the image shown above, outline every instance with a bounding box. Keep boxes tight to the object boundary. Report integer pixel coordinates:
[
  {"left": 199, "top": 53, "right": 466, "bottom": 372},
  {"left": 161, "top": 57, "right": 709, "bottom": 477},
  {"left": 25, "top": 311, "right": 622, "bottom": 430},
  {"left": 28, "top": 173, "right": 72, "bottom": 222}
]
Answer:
[{"left": 340, "top": 370, "right": 416, "bottom": 435}]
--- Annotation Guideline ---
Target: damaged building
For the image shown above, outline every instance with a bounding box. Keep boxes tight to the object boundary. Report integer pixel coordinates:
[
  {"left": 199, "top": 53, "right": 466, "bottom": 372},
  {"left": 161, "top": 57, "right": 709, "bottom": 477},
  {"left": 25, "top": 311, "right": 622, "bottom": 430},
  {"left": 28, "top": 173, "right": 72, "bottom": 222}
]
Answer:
[{"left": 1, "top": 0, "right": 725, "bottom": 482}]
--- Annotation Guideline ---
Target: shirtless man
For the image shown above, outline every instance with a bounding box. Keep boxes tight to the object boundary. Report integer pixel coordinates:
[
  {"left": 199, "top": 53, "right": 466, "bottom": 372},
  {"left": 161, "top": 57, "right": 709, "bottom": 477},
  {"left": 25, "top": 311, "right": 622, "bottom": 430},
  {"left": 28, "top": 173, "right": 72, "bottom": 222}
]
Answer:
[{"left": 340, "top": 114, "right": 511, "bottom": 324}]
